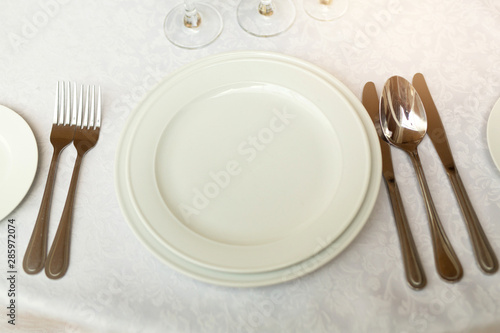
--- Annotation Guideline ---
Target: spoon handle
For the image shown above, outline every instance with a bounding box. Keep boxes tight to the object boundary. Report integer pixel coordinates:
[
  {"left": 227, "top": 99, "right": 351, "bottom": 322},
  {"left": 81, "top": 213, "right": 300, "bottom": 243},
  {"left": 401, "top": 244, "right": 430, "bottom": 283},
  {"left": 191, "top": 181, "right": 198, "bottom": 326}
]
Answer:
[
  {"left": 448, "top": 169, "right": 498, "bottom": 274},
  {"left": 408, "top": 149, "right": 463, "bottom": 282}
]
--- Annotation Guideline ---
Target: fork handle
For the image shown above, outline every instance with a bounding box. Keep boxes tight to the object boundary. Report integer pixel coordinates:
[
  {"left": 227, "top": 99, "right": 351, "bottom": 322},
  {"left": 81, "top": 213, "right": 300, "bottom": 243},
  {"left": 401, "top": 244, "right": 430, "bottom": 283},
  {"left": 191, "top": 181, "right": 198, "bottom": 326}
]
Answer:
[
  {"left": 447, "top": 169, "right": 498, "bottom": 274},
  {"left": 23, "top": 147, "right": 63, "bottom": 274},
  {"left": 45, "top": 153, "right": 83, "bottom": 279}
]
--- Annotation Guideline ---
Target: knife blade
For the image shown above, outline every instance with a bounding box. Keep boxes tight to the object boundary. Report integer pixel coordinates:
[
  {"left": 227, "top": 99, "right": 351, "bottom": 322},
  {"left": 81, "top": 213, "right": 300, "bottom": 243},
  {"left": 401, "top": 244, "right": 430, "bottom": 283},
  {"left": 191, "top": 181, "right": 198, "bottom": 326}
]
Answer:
[
  {"left": 412, "top": 73, "right": 498, "bottom": 274},
  {"left": 362, "top": 82, "right": 426, "bottom": 290}
]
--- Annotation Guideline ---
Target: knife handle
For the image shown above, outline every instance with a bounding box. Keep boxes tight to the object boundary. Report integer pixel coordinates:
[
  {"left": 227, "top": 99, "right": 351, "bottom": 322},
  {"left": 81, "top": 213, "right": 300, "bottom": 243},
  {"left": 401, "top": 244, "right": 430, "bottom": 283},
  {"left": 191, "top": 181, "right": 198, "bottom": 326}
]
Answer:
[
  {"left": 447, "top": 169, "right": 499, "bottom": 274},
  {"left": 384, "top": 175, "right": 427, "bottom": 289},
  {"left": 408, "top": 149, "right": 463, "bottom": 282}
]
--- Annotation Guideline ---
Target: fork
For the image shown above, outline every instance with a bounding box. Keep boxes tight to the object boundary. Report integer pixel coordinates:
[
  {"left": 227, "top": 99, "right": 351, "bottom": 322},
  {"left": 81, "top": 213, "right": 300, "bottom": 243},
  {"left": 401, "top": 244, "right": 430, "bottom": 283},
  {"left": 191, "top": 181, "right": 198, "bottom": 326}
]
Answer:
[
  {"left": 45, "top": 85, "right": 101, "bottom": 279},
  {"left": 23, "top": 82, "right": 77, "bottom": 275}
]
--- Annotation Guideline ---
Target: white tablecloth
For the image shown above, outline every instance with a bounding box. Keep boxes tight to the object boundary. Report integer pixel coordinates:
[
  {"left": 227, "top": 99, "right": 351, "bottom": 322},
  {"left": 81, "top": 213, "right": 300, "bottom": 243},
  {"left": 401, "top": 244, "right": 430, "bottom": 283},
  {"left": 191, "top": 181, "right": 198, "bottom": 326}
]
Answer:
[{"left": 1, "top": 0, "right": 500, "bottom": 332}]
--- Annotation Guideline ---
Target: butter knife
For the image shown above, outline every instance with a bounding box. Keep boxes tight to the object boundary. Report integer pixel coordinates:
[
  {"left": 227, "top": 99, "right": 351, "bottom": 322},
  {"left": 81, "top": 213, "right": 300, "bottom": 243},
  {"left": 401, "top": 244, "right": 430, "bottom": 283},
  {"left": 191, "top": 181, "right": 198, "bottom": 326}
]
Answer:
[
  {"left": 413, "top": 73, "right": 498, "bottom": 274},
  {"left": 363, "top": 82, "right": 426, "bottom": 289}
]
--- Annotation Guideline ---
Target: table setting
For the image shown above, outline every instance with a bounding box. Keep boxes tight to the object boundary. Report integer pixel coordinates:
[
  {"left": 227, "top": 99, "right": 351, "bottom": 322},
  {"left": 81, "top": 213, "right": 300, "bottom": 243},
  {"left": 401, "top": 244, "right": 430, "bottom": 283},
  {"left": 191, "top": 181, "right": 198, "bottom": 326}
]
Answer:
[{"left": 1, "top": 0, "right": 500, "bottom": 332}]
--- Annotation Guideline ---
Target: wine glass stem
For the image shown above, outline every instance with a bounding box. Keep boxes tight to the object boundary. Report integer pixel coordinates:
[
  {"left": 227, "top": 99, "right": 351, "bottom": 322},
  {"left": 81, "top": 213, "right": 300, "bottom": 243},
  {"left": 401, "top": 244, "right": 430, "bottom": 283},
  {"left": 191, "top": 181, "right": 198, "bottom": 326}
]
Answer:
[
  {"left": 259, "top": 0, "right": 275, "bottom": 16},
  {"left": 184, "top": 0, "right": 201, "bottom": 28}
]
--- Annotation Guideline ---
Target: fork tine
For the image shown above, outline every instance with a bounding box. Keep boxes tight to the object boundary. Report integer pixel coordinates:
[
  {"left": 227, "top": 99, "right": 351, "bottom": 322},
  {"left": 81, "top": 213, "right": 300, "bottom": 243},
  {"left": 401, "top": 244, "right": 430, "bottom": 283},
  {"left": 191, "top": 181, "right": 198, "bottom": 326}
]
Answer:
[
  {"left": 83, "top": 85, "right": 90, "bottom": 128},
  {"left": 77, "top": 85, "right": 83, "bottom": 127},
  {"left": 89, "top": 85, "right": 95, "bottom": 128},
  {"left": 71, "top": 82, "right": 77, "bottom": 126},
  {"left": 96, "top": 86, "right": 101, "bottom": 129},
  {"left": 53, "top": 82, "right": 60, "bottom": 124},
  {"left": 64, "top": 82, "right": 71, "bottom": 125},
  {"left": 59, "top": 82, "right": 65, "bottom": 125}
]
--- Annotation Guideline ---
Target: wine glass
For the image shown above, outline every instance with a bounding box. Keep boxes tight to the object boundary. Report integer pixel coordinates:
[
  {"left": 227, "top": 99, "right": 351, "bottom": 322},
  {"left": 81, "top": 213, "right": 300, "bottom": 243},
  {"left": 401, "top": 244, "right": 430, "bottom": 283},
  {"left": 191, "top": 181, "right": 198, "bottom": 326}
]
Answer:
[
  {"left": 164, "top": 0, "right": 223, "bottom": 49},
  {"left": 304, "top": 0, "right": 348, "bottom": 21},
  {"left": 237, "top": 0, "right": 296, "bottom": 37}
]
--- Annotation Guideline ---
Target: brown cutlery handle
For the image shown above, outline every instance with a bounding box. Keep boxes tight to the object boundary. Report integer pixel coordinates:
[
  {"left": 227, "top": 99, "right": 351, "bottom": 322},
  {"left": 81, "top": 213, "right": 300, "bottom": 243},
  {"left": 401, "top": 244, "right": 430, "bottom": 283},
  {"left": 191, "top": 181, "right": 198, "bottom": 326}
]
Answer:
[
  {"left": 385, "top": 177, "right": 427, "bottom": 289},
  {"left": 448, "top": 169, "right": 498, "bottom": 274},
  {"left": 23, "top": 148, "right": 62, "bottom": 274},
  {"left": 409, "top": 150, "right": 463, "bottom": 282},
  {"left": 45, "top": 154, "right": 82, "bottom": 279}
]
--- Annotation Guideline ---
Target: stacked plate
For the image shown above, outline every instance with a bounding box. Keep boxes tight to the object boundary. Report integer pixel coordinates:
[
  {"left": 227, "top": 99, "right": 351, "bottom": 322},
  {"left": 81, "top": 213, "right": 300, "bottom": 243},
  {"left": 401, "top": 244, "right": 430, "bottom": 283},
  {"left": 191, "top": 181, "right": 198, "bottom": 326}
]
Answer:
[{"left": 115, "top": 52, "right": 382, "bottom": 287}]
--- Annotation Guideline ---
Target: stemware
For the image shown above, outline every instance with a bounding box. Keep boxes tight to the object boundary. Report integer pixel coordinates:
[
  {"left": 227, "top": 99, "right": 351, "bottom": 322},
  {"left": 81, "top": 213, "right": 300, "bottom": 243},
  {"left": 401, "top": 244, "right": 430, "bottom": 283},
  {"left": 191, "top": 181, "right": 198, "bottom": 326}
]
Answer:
[
  {"left": 304, "top": 0, "right": 348, "bottom": 21},
  {"left": 164, "top": 0, "right": 223, "bottom": 49},
  {"left": 237, "top": 0, "right": 296, "bottom": 37}
]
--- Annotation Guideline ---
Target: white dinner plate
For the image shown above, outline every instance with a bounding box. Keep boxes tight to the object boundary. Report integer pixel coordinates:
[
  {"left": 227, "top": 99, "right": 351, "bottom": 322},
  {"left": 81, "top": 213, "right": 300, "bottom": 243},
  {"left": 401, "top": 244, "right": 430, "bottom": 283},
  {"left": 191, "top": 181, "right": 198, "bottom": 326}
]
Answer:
[
  {"left": 0, "top": 105, "right": 38, "bottom": 221},
  {"left": 119, "top": 52, "right": 371, "bottom": 273},
  {"left": 115, "top": 52, "right": 382, "bottom": 286},
  {"left": 487, "top": 97, "right": 500, "bottom": 171}
]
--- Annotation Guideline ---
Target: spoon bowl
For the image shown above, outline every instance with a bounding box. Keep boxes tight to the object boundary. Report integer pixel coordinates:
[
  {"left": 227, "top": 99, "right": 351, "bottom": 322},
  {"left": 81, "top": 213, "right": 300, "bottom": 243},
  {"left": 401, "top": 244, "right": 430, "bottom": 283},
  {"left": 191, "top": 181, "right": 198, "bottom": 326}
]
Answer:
[
  {"left": 380, "top": 76, "right": 427, "bottom": 152},
  {"left": 380, "top": 76, "right": 463, "bottom": 282}
]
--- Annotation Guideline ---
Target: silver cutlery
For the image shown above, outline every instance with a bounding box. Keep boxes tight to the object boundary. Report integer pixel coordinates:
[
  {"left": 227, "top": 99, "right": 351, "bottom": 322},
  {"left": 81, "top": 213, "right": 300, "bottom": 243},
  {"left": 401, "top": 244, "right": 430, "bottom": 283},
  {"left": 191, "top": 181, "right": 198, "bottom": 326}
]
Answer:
[
  {"left": 23, "top": 82, "right": 77, "bottom": 275},
  {"left": 362, "top": 81, "right": 426, "bottom": 290},
  {"left": 380, "top": 76, "right": 463, "bottom": 282},
  {"left": 45, "top": 85, "right": 101, "bottom": 279},
  {"left": 413, "top": 73, "right": 498, "bottom": 274}
]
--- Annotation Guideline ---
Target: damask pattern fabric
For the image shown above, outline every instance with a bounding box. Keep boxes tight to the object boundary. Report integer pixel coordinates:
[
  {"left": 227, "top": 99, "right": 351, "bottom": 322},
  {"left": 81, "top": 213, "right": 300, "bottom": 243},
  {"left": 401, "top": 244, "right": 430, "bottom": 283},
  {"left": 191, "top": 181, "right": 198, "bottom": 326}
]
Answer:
[{"left": 0, "top": 0, "right": 499, "bottom": 332}]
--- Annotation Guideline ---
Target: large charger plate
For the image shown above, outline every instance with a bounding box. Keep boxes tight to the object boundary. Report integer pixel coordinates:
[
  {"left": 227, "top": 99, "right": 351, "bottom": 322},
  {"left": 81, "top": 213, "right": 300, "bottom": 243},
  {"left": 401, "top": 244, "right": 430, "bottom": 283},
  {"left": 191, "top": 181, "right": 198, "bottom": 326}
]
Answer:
[{"left": 115, "top": 52, "right": 382, "bottom": 286}]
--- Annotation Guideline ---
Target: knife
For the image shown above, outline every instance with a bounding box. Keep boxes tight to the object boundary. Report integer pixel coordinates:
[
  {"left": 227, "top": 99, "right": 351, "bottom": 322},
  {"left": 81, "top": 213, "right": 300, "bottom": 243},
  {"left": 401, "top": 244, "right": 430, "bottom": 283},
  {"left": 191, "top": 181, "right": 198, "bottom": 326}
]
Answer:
[
  {"left": 413, "top": 73, "right": 498, "bottom": 274},
  {"left": 362, "top": 82, "right": 426, "bottom": 289}
]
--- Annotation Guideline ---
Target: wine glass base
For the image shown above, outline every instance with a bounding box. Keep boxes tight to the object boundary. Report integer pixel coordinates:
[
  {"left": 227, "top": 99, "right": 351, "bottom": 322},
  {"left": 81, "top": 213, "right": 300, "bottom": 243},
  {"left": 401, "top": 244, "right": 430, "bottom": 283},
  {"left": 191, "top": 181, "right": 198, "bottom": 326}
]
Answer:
[
  {"left": 304, "top": 0, "right": 348, "bottom": 21},
  {"left": 237, "top": 0, "right": 296, "bottom": 37},
  {"left": 164, "top": 3, "right": 223, "bottom": 49}
]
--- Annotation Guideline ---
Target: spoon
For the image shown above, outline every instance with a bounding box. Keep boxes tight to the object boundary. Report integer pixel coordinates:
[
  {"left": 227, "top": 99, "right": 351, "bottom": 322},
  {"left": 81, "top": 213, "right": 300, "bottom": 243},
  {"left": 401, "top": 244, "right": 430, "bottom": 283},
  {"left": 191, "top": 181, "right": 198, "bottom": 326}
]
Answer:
[{"left": 380, "top": 76, "right": 463, "bottom": 282}]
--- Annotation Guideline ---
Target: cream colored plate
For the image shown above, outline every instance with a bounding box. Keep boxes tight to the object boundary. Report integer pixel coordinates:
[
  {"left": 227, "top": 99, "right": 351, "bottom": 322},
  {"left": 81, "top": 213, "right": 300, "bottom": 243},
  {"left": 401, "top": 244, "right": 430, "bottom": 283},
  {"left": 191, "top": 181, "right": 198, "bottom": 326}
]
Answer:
[
  {"left": 487, "top": 97, "right": 500, "bottom": 171},
  {"left": 122, "top": 53, "right": 371, "bottom": 273},
  {"left": 115, "top": 52, "right": 382, "bottom": 285},
  {"left": 0, "top": 105, "right": 38, "bottom": 221}
]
